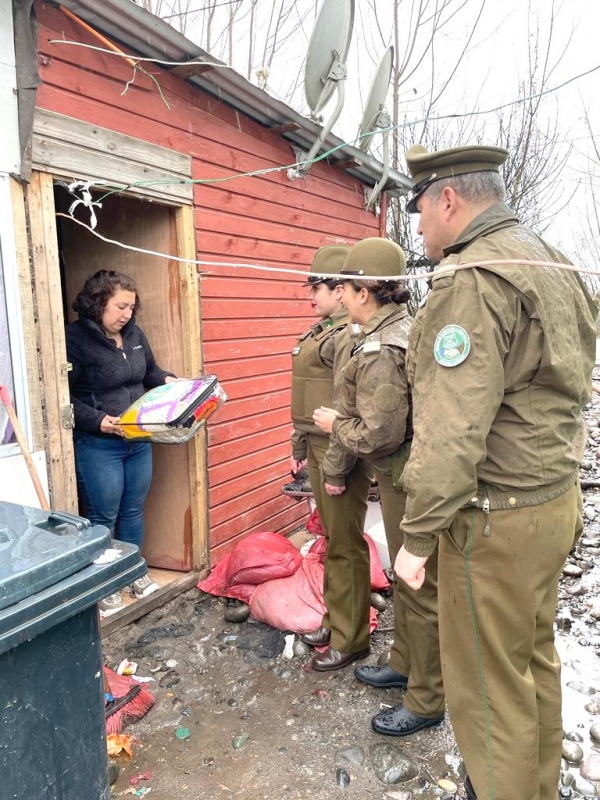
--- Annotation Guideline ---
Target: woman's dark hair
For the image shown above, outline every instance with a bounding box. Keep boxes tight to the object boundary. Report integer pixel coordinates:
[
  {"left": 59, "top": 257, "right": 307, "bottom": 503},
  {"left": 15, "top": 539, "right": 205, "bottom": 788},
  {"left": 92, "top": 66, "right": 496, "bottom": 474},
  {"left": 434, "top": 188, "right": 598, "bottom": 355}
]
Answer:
[
  {"left": 72, "top": 270, "right": 140, "bottom": 324},
  {"left": 346, "top": 279, "right": 410, "bottom": 307}
]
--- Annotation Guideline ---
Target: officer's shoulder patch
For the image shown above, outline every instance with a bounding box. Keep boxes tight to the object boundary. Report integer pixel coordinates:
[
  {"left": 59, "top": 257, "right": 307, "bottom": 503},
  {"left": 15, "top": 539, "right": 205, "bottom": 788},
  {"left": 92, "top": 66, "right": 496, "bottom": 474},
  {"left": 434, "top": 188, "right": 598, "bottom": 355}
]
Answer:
[{"left": 434, "top": 324, "right": 471, "bottom": 367}]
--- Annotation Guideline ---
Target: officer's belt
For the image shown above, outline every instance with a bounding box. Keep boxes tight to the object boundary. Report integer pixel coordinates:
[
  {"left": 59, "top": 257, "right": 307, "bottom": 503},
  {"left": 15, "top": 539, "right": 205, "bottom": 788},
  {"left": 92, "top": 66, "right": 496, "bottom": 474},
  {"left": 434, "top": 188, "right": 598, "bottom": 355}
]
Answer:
[{"left": 467, "top": 473, "right": 578, "bottom": 511}]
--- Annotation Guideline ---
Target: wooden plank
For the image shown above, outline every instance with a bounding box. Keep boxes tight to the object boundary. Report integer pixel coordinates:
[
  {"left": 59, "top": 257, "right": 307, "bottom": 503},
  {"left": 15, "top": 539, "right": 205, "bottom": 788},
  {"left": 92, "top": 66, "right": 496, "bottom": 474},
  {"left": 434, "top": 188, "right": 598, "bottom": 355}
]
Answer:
[
  {"left": 210, "top": 442, "right": 290, "bottom": 486},
  {"left": 194, "top": 186, "right": 370, "bottom": 242},
  {"left": 34, "top": 109, "right": 191, "bottom": 176},
  {"left": 208, "top": 424, "right": 290, "bottom": 468},
  {"left": 210, "top": 459, "right": 288, "bottom": 502},
  {"left": 209, "top": 480, "right": 294, "bottom": 527},
  {"left": 32, "top": 136, "right": 192, "bottom": 205},
  {"left": 208, "top": 407, "right": 291, "bottom": 445},
  {"left": 203, "top": 336, "right": 297, "bottom": 362},
  {"left": 101, "top": 571, "right": 201, "bottom": 637},
  {"left": 9, "top": 177, "right": 45, "bottom": 451},
  {"left": 27, "top": 171, "right": 78, "bottom": 512},
  {"left": 210, "top": 503, "right": 308, "bottom": 554},
  {"left": 211, "top": 390, "right": 290, "bottom": 425},
  {"left": 203, "top": 318, "right": 307, "bottom": 339},
  {"left": 200, "top": 275, "right": 310, "bottom": 301},
  {"left": 212, "top": 372, "right": 290, "bottom": 402},
  {"left": 202, "top": 297, "right": 308, "bottom": 319},
  {"left": 209, "top": 353, "right": 292, "bottom": 381},
  {"left": 176, "top": 204, "right": 209, "bottom": 572}
]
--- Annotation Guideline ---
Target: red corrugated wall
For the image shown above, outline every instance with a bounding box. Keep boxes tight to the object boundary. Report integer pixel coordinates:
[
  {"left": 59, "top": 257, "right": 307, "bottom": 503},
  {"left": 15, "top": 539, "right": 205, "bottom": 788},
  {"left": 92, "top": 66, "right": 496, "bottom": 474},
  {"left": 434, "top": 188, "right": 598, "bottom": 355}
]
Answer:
[{"left": 36, "top": 1, "right": 381, "bottom": 563}]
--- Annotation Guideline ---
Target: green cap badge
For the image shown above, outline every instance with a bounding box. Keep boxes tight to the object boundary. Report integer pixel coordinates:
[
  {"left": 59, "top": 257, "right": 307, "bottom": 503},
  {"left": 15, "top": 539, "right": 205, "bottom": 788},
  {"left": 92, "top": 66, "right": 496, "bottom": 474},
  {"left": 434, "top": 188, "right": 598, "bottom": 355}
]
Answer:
[{"left": 434, "top": 325, "right": 471, "bottom": 367}]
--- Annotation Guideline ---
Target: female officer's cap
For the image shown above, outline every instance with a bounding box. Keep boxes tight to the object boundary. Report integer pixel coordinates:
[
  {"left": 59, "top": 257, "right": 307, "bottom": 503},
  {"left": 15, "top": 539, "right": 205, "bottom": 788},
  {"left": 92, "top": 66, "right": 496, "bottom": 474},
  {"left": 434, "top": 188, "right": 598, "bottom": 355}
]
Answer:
[
  {"left": 405, "top": 144, "right": 509, "bottom": 213},
  {"left": 302, "top": 245, "right": 350, "bottom": 286},
  {"left": 340, "top": 238, "right": 406, "bottom": 278}
]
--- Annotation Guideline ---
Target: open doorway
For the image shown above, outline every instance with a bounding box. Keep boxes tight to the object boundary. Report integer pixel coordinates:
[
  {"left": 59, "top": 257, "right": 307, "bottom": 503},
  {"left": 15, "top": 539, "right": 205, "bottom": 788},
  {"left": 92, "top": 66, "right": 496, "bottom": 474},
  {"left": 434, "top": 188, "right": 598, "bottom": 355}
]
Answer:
[{"left": 52, "top": 183, "right": 206, "bottom": 620}]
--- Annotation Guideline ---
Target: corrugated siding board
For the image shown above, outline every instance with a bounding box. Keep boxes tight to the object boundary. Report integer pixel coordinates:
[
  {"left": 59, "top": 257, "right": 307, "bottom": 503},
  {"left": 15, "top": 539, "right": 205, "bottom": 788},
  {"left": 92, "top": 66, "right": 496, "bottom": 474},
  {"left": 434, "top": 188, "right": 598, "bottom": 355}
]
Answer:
[{"left": 36, "top": 1, "right": 381, "bottom": 563}]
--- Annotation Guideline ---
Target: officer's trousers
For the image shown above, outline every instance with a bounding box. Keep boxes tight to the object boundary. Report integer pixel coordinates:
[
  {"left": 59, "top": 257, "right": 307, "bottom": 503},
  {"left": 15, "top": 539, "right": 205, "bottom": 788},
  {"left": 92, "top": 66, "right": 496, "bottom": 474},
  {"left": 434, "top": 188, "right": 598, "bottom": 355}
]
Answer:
[
  {"left": 378, "top": 472, "right": 445, "bottom": 718},
  {"left": 439, "top": 484, "right": 580, "bottom": 800},
  {"left": 306, "top": 434, "right": 371, "bottom": 653}
]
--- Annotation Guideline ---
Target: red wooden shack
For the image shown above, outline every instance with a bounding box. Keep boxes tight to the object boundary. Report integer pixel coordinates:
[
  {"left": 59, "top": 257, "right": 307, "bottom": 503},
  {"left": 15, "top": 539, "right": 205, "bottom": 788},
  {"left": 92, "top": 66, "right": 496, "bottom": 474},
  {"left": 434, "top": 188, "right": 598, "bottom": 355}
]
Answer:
[{"left": 8, "top": 0, "right": 409, "bottom": 620}]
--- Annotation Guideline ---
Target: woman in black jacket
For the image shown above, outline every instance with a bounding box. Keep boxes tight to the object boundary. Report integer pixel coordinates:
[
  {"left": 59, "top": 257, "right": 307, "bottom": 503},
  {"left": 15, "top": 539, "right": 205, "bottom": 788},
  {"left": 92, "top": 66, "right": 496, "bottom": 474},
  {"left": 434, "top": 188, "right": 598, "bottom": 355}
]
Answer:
[{"left": 66, "top": 270, "right": 176, "bottom": 613}]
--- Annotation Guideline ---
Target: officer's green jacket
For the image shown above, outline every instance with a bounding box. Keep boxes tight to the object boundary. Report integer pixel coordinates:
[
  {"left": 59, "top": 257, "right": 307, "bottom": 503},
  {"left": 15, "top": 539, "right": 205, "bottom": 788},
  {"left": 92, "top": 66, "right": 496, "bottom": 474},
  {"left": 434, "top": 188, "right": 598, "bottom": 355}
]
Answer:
[
  {"left": 322, "top": 303, "right": 413, "bottom": 485},
  {"left": 402, "top": 202, "right": 597, "bottom": 558},
  {"left": 290, "top": 311, "right": 355, "bottom": 478}
]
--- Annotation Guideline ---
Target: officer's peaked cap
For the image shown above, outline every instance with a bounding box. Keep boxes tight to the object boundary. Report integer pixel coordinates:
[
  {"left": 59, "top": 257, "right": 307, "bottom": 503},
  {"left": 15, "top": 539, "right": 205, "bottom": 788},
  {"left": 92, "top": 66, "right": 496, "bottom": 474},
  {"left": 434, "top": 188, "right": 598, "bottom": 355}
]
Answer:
[
  {"left": 405, "top": 144, "right": 509, "bottom": 213},
  {"left": 341, "top": 238, "right": 406, "bottom": 279},
  {"left": 302, "top": 244, "right": 350, "bottom": 286}
]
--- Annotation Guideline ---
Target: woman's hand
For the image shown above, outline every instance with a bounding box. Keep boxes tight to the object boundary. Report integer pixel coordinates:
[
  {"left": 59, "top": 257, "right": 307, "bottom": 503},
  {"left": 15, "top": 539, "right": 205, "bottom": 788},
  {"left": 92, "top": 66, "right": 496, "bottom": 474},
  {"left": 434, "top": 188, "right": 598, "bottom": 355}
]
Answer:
[
  {"left": 313, "top": 406, "right": 340, "bottom": 434},
  {"left": 164, "top": 376, "right": 179, "bottom": 384},
  {"left": 100, "top": 415, "right": 124, "bottom": 436}
]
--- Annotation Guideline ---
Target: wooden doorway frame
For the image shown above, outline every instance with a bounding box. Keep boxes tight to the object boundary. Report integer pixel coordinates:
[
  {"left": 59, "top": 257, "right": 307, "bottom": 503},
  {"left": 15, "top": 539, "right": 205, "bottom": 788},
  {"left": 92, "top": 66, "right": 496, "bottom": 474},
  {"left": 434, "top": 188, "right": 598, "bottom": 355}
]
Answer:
[{"left": 24, "top": 170, "right": 209, "bottom": 575}]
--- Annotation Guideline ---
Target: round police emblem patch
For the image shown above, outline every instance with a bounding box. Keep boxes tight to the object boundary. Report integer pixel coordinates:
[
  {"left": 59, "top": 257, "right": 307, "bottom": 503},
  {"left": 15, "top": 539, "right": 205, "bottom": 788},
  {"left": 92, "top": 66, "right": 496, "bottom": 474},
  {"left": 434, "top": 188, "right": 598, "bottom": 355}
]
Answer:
[{"left": 434, "top": 324, "right": 471, "bottom": 367}]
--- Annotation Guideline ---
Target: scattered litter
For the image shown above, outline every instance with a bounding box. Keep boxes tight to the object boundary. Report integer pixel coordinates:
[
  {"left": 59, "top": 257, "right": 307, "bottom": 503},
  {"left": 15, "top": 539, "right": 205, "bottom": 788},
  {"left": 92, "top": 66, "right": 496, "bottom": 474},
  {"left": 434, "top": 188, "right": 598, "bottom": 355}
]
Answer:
[
  {"left": 93, "top": 548, "right": 121, "bottom": 564},
  {"left": 165, "top": 659, "right": 178, "bottom": 668},
  {"left": 117, "top": 659, "right": 138, "bottom": 676},
  {"left": 232, "top": 732, "right": 249, "bottom": 750},
  {"left": 137, "top": 622, "right": 195, "bottom": 646},
  {"left": 175, "top": 727, "right": 190, "bottom": 740},
  {"left": 131, "top": 675, "right": 155, "bottom": 684},
  {"left": 314, "top": 688, "right": 330, "bottom": 702},
  {"left": 107, "top": 733, "right": 135, "bottom": 758},
  {"left": 282, "top": 633, "right": 295, "bottom": 659},
  {"left": 129, "top": 771, "right": 152, "bottom": 786},
  {"left": 300, "top": 537, "right": 318, "bottom": 557},
  {"left": 159, "top": 670, "right": 181, "bottom": 688}
]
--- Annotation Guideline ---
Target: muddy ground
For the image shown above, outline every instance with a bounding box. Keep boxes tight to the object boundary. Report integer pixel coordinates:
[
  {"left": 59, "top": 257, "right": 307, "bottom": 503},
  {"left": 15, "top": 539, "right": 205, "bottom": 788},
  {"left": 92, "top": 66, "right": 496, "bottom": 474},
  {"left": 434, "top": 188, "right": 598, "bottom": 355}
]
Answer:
[{"left": 103, "top": 392, "right": 600, "bottom": 800}]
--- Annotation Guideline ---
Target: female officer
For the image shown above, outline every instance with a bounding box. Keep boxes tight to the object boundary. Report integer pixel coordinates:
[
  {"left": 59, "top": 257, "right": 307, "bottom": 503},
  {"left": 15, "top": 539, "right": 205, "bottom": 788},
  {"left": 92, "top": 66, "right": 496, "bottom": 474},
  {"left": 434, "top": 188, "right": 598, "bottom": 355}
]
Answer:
[
  {"left": 314, "top": 238, "right": 445, "bottom": 735},
  {"left": 290, "top": 245, "right": 372, "bottom": 671}
]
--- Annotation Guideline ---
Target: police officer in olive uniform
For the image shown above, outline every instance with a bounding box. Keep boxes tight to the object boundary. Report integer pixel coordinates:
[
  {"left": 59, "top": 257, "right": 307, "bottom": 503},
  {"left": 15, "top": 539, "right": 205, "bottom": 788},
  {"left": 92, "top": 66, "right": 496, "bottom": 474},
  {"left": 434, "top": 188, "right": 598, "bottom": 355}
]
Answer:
[
  {"left": 291, "top": 245, "right": 372, "bottom": 671},
  {"left": 314, "top": 238, "right": 445, "bottom": 734},
  {"left": 395, "top": 145, "right": 596, "bottom": 799}
]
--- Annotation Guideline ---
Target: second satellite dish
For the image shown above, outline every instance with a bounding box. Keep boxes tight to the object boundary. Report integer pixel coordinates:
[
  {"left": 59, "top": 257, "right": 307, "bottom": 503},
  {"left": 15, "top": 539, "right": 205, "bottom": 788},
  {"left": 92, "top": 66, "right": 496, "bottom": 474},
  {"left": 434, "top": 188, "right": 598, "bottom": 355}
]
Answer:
[
  {"left": 357, "top": 45, "right": 394, "bottom": 211},
  {"left": 358, "top": 45, "right": 394, "bottom": 152},
  {"left": 290, "top": 0, "right": 354, "bottom": 178}
]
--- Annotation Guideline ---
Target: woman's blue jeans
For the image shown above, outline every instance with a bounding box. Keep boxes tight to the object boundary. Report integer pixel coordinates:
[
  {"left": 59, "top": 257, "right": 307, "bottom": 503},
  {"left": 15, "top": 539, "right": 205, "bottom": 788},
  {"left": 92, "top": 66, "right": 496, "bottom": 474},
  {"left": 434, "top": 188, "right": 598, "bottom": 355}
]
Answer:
[{"left": 73, "top": 431, "right": 153, "bottom": 549}]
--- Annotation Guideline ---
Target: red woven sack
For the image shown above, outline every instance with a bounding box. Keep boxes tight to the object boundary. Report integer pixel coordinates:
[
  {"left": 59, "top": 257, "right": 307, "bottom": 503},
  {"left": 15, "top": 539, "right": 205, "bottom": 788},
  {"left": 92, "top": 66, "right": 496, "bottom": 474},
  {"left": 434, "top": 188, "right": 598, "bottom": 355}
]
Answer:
[
  {"left": 197, "top": 554, "right": 256, "bottom": 604},
  {"left": 225, "top": 531, "right": 302, "bottom": 587}
]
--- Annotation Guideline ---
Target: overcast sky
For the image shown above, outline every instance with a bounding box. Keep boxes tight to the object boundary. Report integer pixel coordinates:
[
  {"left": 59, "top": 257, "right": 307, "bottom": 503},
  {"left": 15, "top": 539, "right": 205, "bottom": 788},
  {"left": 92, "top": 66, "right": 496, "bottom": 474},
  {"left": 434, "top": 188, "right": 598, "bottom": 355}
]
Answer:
[{"left": 174, "top": 0, "right": 600, "bottom": 263}]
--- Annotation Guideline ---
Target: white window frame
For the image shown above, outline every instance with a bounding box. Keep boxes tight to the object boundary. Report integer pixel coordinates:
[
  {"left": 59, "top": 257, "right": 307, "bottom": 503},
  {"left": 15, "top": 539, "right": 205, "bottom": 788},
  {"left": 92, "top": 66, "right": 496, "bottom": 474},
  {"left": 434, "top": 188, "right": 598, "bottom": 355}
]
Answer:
[{"left": 0, "top": 172, "right": 31, "bottom": 456}]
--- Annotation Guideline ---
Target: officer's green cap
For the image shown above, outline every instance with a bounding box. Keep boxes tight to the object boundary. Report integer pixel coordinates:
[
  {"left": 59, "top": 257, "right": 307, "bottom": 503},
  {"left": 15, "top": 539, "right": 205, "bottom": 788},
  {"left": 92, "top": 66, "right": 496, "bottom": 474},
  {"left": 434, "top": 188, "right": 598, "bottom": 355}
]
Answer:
[
  {"left": 405, "top": 144, "right": 509, "bottom": 213},
  {"left": 340, "top": 238, "right": 406, "bottom": 278},
  {"left": 302, "top": 245, "right": 350, "bottom": 286}
]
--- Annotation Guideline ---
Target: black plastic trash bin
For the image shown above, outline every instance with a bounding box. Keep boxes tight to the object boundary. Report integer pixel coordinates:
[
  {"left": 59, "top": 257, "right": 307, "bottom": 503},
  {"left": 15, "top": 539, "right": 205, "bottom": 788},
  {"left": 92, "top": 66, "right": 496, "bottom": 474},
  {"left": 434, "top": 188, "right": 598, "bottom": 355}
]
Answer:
[{"left": 0, "top": 501, "right": 146, "bottom": 800}]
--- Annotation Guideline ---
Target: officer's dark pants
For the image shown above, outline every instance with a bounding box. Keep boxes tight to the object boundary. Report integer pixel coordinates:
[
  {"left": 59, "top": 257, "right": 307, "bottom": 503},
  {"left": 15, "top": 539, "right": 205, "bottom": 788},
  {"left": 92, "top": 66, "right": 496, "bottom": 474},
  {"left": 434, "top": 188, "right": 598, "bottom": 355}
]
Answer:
[
  {"left": 439, "top": 484, "right": 580, "bottom": 800},
  {"left": 378, "top": 472, "right": 445, "bottom": 718},
  {"left": 306, "top": 433, "right": 371, "bottom": 653}
]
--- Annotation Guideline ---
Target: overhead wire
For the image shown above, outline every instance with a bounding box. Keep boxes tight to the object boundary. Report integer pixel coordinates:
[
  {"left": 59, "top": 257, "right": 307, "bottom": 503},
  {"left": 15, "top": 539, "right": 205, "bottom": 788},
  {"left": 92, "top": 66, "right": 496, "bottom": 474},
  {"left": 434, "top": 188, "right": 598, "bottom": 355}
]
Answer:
[{"left": 56, "top": 213, "right": 600, "bottom": 282}]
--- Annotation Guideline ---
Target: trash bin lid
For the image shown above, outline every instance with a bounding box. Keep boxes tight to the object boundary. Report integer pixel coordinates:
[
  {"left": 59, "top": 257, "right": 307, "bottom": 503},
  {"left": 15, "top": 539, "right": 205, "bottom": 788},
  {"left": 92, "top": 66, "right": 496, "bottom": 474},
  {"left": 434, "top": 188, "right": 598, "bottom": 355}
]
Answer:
[{"left": 0, "top": 501, "right": 111, "bottom": 611}]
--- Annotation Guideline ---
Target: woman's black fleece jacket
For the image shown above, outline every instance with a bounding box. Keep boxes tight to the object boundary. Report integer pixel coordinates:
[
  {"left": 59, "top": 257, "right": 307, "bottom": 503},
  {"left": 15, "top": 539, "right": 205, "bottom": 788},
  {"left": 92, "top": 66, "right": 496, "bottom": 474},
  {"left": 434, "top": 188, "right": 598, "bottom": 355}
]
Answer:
[{"left": 65, "top": 317, "right": 174, "bottom": 434}]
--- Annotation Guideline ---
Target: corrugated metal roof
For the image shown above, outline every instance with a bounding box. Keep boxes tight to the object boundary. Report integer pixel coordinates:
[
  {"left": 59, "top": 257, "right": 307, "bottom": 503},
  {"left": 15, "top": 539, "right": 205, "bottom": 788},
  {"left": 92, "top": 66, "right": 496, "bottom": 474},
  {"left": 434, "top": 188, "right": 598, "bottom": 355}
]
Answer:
[{"left": 58, "top": 0, "right": 411, "bottom": 196}]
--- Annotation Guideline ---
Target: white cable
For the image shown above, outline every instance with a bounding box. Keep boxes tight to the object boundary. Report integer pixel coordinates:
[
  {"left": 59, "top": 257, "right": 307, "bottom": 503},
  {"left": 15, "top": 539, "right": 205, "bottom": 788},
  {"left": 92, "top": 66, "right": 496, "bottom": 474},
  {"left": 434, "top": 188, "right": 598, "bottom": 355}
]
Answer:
[{"left": 56, "top": 213, "right": 599, "bottom": 282}]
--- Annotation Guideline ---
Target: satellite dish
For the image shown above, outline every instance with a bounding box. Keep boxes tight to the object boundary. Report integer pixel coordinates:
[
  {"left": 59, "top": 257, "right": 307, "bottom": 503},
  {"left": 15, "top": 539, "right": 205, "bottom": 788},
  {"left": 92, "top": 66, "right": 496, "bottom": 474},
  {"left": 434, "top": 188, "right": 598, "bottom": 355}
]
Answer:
[
  {"left": 358, "top": 46, "right": 394, "bottom": 153},
  {"left": 290, "top": 0, "right": 355, "bottom": 178},
  {"left": 305, "top": 0, "right": 355, "bottom": 116},
  {"left": 356, "top": 46, "right": 394, "bottom": 211}
]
